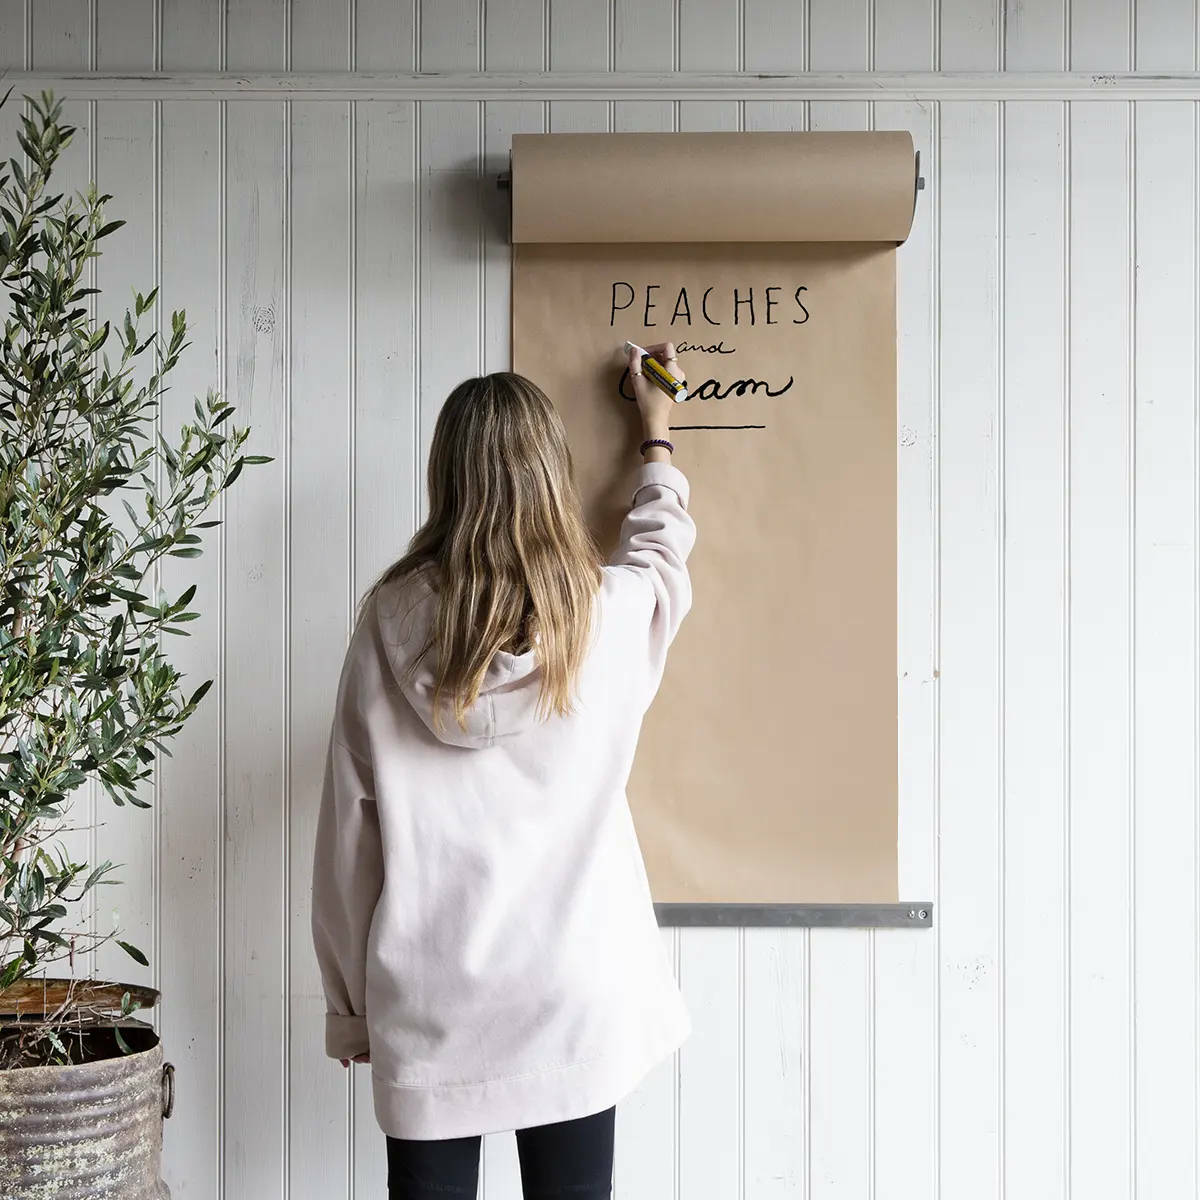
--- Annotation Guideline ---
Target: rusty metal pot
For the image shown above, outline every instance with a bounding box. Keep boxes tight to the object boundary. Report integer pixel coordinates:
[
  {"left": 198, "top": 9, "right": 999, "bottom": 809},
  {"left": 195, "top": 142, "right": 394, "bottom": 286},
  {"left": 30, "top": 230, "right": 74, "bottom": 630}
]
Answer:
[{"left": 0, "top": 985, "right": 174, "bottom": 1200}]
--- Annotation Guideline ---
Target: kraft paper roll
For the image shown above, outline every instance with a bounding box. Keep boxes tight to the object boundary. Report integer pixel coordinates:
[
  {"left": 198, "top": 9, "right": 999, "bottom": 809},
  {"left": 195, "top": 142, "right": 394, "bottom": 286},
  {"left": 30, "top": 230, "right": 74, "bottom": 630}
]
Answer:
[
  {"left": 511, "top": 130, "right": 918, "bottom": 245},
  {"left": 510, "top": 130, "right": 906, "bottom": 905}
]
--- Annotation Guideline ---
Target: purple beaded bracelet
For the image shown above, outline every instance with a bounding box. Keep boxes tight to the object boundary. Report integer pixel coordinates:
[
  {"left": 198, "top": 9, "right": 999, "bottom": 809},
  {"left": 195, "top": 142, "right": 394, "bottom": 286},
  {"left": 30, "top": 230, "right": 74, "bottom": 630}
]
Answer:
[{"left": 640, "top": 437, "right": 675, "bottom": 456}]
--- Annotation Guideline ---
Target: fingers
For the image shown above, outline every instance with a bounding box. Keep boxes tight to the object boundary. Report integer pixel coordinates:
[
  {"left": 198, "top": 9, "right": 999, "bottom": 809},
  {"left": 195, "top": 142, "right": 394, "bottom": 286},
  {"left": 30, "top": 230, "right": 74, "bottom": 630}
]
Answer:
[
  {"left": 642, "top": 340, "right": 677, "bottom": 363},
  {"left": 626, "top": 345, "right": 642, "bottom": 376}
]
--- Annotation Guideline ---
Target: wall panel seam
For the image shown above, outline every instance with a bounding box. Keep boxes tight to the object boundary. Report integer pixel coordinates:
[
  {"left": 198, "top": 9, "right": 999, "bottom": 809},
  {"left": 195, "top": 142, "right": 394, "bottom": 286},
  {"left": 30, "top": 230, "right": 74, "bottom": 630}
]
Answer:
[
  {"left": 997, "top": 95, "right": 1007, "bottom": 1200},
  {"left": 347, "top": 92, "right": 358, "bottom": 1200},
  {"left": 1193, "top": 90, "right": 1200, "bottom": 1200},
  {"left": 1127, "top": 94, "right": 1138, "bottom": 1200},
  {"left": 932, "top": 93, "right": 942, "bottom": 1200},
  {"left": 218, "top": 91, "right": 228, "bottom": 1200},
  {"left": 282, "top": 90, "right": 293, "bottom": 1200},
  {"left": 1062, "top": 95, "right": 1073, "bottom": 1200},
  {"left": 87, "top": 91, "right": 97, "bottom": 980},
  {"left": 153, "top": 79, "right": 163, "bottom": 1018}
]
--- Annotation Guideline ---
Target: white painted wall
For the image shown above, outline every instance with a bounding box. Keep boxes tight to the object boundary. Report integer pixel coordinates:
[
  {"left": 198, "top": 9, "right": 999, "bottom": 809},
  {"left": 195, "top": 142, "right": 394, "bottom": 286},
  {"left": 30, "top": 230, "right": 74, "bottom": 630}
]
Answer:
[{"left": 2, "top": 1, "right": 1197, "bottom": 1197}]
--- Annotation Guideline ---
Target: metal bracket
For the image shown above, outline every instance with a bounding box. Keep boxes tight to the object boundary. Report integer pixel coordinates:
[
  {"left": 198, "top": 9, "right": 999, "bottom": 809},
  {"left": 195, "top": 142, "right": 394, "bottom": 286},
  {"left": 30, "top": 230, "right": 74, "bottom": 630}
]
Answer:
[{"left": 654, "top": 902, "right": 934, "bottom": 928}]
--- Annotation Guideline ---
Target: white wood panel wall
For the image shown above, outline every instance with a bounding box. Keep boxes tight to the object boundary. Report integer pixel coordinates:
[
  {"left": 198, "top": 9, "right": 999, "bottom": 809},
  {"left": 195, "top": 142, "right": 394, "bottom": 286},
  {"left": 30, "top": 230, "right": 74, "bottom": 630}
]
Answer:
[{"left": 2, "top": 1, "right": 1197, "bottom": 1197}]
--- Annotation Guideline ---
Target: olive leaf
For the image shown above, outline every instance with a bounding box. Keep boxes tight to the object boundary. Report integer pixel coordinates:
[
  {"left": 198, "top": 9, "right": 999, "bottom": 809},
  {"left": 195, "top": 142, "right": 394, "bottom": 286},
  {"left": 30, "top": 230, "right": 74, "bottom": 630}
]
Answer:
[{"left": 0, "top": 89, "right": 272, "bottom": 1053}]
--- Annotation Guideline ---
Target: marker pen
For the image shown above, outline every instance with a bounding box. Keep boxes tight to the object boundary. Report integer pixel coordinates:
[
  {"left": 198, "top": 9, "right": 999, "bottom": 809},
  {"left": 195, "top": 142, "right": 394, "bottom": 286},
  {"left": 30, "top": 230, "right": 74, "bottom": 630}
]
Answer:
[{"left": 623, "top": 340, "right": 688, "bottom": 404}]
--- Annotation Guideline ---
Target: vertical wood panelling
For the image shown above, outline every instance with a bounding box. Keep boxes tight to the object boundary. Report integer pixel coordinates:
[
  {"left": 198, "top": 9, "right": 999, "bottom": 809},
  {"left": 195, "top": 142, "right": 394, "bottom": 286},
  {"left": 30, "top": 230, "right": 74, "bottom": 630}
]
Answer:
[
  {"left": 742, "top": 927, "right": 807, "bottom": 1200},
  {"left": 545, "top": 0, "right": 606, "bottom": 132},
  {"left": 287, "top": 98, "right": 353, "bottom": 1199},
  {"left": 937, "top": 98, "right": 1002, "bottom": 1200},
  {"left": 1131, "top": 99, "right": 1198, "bottom": 1199},
  {"left": 809, "top": 0, "right": 869, "bottom": 70},
  {"left": 873, "top": 0, "right": 934, "bottom": 69},
  {"left": 95, "top": 0, "right": 155, "bottom": 69},
  {"left": 873, "top": 79, "right": 937, "bottom": 1200},
  {"left": 1068, "top": 98, "right": 1134, "bottom": 1200},
  {"left": 486, "top": 0, "right": 543, "bottom": 70},
  {"left": 11, "top": 3, "right": 1200, "bottom": 1199},
  {"left": 548, "top": 0, "right": 608, "bottom": 70},
  {"left": 937, "top": 0, "right": 999, "bottom": 70},
  {"left": 29, "top": 0, "right": 89, "bottom": 69},
  {"left": 222, "top": 97, "right": 288, "bottom": 1200},
  {"left": 612, "top": 0, "right": 673, "bottom": 132},
  {"left": 679, "top": 0, "right": 740, "bottom": 69},
  {"left": 1005, "top": 0, "right": 1066, "bottom": 69},
  {"left": 807, "top": 929, "right": 872, "bottom": 1200},
  {"left": 1134, "top": 0, "right": 1198, "bottom": 69},
  {"left": 416, "top": 101, "right": 483, "bottom": 508},
  {"left": 158, "top": 96, "right": 224, "bottom": 1200},
  {"left": 160, "top": 0, "right": 222, "bottom": 69},
  {"left": 808, "top": 4, "right": 868, "bottom": 136},
  {"left": 0, "top": 0, "right": 26, "bottom": 67},
  {"left": 614, "top": 0, "right": 671, "bottom": 68},
  {"left": 225, "top": 0, "right": 287, "bottom": 69},
  {"left": 155, "top": 12, "right": 224, "bottom": 1197},
  {"left": 352, "top": 101, "right": 419, "bottom": 598},
  {"left": 421, "top": 0, "right": 481, "bottom": 71},
  {"left": 355, "top": 0, "right": 417, "bottom": 71},
  {"left": 998, "top": 99, "right": 1069, "bottom": 1200},
  {"left": 481, "top": 103, "right": 540, "bottom": 371},
  {"left": 1070, "top": 0, "right": 1134, "bottom": 71},
  {"left": 291, "top": 0, "right": 350, "bottom": 69},
  {"left": 92, "top": 95, "right": 158, "bottom": 991},
  {"left": 678, "top": 931, "right": 743, "bottom": 1200},
  {"left": 743, "top": 0, "right": 805, "bottom": 72}
]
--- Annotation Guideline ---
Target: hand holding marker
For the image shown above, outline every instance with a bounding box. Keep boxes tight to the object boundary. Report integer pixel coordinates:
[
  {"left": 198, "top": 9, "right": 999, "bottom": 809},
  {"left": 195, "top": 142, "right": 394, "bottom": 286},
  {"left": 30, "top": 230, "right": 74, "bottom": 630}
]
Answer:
[
  {"left": 625, "top": 341, "right": 683, "bottom": 461},
  {"left": 624, "top": 340, "right": 688, "bottom": 403}
]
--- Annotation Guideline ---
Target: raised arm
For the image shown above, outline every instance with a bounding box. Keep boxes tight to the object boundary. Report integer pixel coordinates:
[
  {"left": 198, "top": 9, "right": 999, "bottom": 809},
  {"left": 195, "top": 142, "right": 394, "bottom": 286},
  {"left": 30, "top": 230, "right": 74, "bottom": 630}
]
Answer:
[
  {"left": 607, "top": 342, "right": 698, "bottom": 707},
  {"left": 609, "top": 460, "right": 697, "bottom": 690}
]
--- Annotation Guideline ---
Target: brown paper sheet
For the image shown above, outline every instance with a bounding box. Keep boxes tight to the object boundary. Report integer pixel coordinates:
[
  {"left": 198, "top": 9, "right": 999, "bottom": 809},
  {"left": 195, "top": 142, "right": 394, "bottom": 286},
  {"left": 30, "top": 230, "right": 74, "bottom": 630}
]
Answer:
[{"left": 511, "top": 134, "right": 908, "bottom": 903}]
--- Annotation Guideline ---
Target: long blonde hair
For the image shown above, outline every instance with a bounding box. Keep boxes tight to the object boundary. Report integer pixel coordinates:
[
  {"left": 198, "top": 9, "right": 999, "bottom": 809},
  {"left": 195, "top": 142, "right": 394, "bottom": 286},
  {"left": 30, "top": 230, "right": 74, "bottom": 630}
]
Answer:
[{"left": 357, "top": 372, "right": 604, "bottom": 735}]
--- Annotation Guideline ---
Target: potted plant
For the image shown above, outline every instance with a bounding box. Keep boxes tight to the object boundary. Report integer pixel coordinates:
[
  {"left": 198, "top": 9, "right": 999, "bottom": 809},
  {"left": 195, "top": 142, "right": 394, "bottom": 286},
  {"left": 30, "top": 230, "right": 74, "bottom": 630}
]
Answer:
[{"left": 0, "top": 89, "right": 269, "bottom": 1197}]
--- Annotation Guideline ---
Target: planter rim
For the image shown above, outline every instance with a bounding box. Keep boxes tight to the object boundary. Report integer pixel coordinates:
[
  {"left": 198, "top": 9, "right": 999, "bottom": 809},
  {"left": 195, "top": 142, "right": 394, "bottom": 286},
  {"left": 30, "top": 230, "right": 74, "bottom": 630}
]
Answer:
[{"left": 0, "top": 975, "right": 160, "bottom": 1018}]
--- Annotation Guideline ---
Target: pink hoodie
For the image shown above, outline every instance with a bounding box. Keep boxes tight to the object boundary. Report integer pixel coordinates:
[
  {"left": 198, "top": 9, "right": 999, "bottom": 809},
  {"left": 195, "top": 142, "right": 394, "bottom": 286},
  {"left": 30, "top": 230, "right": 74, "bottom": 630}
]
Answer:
[{"left": 310, "top": 459, "right": 696, "bottom": 1139}]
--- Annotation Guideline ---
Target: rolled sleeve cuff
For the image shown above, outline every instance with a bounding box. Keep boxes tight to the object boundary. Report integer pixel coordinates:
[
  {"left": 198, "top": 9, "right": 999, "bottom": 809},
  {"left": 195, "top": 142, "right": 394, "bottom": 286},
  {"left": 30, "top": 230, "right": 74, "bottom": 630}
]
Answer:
[
  {"left": 325, "top": 1012, "right": 369, "bottom": 1060},
  {"left": 632, "top": 460, "right": 690, "bottom": 509}
]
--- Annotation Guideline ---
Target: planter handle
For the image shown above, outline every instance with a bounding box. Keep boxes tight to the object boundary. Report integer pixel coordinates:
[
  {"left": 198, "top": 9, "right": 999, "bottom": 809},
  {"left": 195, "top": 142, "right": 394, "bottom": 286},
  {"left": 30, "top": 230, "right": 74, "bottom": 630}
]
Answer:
[{"left": 161, "top": 1061, "right": 176, "bottom": 1119}]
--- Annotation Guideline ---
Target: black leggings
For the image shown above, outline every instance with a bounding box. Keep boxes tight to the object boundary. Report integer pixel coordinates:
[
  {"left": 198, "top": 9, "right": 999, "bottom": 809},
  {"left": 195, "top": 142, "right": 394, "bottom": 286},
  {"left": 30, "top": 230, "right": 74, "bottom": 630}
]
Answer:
[{"left": 386, "top": 1103, "right": 615, "bottom": 1198}]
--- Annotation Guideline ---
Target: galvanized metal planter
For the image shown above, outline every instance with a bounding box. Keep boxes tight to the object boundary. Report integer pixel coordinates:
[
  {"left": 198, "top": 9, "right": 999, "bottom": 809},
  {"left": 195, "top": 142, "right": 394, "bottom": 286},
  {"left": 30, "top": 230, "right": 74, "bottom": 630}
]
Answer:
[{"left": 0, "top": 1000, "right": 174, "bottom": 1200}]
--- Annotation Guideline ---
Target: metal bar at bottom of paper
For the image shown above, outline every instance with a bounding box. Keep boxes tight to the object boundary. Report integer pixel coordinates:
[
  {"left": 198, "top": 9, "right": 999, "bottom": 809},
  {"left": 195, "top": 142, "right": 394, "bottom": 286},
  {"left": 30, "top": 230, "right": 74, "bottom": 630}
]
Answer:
[{"left": 654, "top": 902, "right": 933, "bottom": 928}]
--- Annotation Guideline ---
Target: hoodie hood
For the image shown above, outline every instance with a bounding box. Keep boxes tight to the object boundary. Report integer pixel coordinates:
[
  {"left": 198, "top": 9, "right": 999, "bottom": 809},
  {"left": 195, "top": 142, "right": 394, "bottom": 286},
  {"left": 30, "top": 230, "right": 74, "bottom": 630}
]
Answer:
[{"left": 375, "top": 567, "right": 546, "bottom": 749}]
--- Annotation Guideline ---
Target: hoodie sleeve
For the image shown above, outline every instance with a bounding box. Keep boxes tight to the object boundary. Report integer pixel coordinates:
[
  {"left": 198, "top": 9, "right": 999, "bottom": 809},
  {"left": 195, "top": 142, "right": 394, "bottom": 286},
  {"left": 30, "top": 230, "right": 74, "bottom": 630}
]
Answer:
[
  {"left": 310, "top": 730, "right": 385, "bottom": 1060},
  {"left": 607, "top": 459, "right": 698, "bottom": 708}
]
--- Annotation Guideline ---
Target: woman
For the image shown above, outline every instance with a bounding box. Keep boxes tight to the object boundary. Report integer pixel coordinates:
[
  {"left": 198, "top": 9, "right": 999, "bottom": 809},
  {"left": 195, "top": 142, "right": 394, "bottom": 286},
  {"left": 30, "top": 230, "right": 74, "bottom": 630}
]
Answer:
[{"left": 310, "top": 342, "right": 696, "bottom": 1198}]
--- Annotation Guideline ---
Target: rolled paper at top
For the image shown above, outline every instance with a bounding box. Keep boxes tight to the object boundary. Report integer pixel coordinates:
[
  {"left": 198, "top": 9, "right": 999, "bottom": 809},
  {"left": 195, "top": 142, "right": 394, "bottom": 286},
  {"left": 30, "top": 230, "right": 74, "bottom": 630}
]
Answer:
[{"left": 511, "top": 130, "right": 919, "bottom": 246}]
